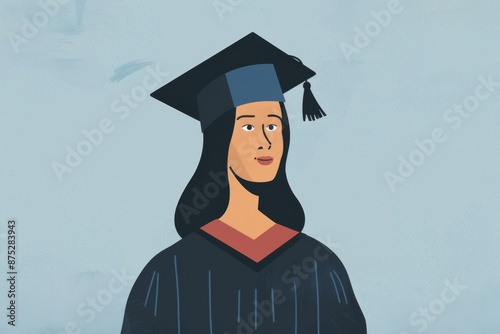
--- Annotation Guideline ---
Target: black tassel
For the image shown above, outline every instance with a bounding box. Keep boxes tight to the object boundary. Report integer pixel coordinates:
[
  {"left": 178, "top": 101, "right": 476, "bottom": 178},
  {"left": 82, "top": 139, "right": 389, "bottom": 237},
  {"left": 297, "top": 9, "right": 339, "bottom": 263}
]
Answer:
[{"left": 302, "top": 80, "right": 326, "bottom": 121}]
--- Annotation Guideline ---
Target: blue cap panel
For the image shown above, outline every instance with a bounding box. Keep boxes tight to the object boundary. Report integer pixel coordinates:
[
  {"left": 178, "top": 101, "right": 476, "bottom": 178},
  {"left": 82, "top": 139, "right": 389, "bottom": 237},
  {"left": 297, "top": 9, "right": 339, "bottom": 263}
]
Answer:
[
  {"left": 225, "top": 64, "right": 285, "bottom": 107},
  {"left": 196, "top": 63, "right": 286, "bottom": 132}
]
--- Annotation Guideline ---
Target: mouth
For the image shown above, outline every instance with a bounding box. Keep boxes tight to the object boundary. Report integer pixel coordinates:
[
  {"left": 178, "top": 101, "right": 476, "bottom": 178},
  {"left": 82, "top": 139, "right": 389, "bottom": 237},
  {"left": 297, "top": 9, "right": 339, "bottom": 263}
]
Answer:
[{"left": 256, "top": 156, "right": 273, "bottom": 165}]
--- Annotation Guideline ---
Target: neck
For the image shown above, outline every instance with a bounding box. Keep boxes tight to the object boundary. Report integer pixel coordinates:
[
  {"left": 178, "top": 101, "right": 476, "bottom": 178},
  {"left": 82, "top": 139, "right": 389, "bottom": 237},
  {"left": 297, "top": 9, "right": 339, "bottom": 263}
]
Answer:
[{"left": 218, "top": 168, "right": 276, "bottom": 239}]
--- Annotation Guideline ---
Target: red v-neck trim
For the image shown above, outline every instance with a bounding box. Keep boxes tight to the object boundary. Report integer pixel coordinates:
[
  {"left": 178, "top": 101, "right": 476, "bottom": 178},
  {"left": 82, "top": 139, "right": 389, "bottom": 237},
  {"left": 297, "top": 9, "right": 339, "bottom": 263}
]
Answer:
[{"left": 200, "top": 219, "right": 299, "bottom": 263}]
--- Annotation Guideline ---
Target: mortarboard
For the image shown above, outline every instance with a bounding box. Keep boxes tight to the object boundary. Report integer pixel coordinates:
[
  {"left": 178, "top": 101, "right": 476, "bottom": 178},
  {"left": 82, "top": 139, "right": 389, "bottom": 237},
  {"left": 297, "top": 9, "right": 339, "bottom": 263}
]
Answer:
[{"left": 150, "top": 32, "right": 326, "bottom": 132}]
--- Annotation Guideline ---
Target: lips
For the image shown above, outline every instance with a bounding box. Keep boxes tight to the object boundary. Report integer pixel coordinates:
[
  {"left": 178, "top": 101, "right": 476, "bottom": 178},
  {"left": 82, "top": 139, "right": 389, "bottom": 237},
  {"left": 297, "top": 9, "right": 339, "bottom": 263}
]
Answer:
[{"left": 256, "top": 156, "right": 273, "bottom": 165}]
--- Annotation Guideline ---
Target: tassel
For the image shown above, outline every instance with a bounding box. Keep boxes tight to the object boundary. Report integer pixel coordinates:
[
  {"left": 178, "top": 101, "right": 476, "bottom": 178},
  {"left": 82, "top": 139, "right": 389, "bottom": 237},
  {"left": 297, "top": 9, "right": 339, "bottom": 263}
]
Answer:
[{"left": 302, "top": 80, "right": 326, "bottom": 121}]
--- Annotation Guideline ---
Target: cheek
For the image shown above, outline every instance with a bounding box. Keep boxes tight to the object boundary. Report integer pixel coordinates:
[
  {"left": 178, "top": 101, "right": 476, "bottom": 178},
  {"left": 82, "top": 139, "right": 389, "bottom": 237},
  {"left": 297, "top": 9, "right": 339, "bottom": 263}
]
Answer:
[
  {"left": 236, "top": 133, "right": 257, "bottom": 154},
  {"left": 270, "top": 131, "right": 281, "bottom": 141},
  {"left": 273, "top": 132, "right": 284, "bottom": 152},
  {"left": 228, "top": 135, "right": 252, "bottom": 165},
  {"left": 228, "top": 142, "right": 240, "bottom": 163},
  {"left": 227, "top": 144, "right": 244, "bottom": 174}
]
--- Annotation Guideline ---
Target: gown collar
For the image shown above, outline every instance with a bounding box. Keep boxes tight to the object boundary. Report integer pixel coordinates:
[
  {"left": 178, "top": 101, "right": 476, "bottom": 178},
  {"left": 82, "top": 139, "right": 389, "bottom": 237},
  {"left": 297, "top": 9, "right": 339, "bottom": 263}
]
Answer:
[{"left": 200, "top": 219, "right": 299, "bottom": 263}]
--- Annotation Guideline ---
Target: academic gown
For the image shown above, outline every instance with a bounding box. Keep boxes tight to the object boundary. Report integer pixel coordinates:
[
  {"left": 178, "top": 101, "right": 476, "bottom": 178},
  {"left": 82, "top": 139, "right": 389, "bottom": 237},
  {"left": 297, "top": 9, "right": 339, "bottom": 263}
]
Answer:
[{"left": 121, "top": 220, "right": 366, "bottom": 334}]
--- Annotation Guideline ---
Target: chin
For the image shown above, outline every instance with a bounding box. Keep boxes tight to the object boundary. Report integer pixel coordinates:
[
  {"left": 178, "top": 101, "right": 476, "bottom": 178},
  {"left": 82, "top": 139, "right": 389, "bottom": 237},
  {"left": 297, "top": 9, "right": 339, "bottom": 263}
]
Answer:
[
  {"left": 243, "top": 171, "right": 279, "bottom": 183},
  {"left": 231, "top": 167, "right": 274, "bottom": 182},
  {"left": 250, "top": 177, "right": 276, "bottom": 183}
]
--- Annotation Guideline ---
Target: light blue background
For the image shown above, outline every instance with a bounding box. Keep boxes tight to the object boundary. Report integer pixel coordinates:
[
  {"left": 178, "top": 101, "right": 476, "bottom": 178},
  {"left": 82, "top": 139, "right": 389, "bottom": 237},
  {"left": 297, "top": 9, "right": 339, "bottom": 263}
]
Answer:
[{"left": 1, "top": 0, "right": 499, "bottom": 333}]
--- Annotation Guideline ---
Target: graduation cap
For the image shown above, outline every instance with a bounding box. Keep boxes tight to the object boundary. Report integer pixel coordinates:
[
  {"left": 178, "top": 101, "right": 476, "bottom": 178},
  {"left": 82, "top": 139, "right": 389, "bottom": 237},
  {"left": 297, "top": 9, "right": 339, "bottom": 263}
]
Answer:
[{"left": 151, "top": 32, "right": 326, "bottom": 132}]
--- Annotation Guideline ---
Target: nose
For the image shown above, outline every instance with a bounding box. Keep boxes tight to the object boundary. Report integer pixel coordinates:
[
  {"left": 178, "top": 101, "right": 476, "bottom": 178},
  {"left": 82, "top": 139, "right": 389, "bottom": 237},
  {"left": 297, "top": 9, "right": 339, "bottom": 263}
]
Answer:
[{"left": 257, "top": 124, "right": 271, "bottom": 150}]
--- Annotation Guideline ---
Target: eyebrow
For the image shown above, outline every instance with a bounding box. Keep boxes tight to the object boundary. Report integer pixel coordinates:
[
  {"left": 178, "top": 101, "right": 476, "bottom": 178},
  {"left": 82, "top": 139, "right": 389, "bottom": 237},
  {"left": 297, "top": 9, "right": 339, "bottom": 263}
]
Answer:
[
  {"left": 267, "top": 114, "right": 282, "bottom": 122},
  {"left": 236, "top": 115, "right": 255, "bottom": 120}
]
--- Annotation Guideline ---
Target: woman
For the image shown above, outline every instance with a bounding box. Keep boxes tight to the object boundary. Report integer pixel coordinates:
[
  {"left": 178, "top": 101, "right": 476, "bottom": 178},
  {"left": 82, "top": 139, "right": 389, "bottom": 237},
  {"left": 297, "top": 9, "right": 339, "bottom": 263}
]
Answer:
[{"left": 121, "top": 33, "right": 366, "bottom": 334}]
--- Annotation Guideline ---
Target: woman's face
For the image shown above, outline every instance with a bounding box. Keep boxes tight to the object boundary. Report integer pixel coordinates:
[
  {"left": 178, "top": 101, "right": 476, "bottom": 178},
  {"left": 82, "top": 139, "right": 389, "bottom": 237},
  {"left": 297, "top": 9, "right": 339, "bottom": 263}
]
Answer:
[{"left": 228, "top": 101, "right": 284, "bottom": 183}]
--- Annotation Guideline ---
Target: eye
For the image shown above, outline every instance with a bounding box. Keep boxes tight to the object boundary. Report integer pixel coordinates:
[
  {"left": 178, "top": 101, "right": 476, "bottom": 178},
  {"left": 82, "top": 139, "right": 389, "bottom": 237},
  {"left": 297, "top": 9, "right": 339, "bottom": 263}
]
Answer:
[
  {"left": 266, "top": 124, "right": 278, "bottom": 132},
  {"left": 242, "top": 124, "right": 255, "bottom": 131}
]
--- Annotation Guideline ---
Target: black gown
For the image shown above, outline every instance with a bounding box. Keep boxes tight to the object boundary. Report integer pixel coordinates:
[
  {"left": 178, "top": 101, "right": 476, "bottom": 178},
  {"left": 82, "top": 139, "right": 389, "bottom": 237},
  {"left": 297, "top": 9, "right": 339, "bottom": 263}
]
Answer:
[{"left": 120, "top": 227, "right": 366, "bottom": 334}]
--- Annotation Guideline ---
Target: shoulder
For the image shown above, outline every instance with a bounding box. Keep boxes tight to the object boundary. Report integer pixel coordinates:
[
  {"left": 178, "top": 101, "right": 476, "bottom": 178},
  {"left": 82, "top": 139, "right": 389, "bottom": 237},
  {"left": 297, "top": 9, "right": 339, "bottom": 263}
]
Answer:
[
  {"left": 121, "top": 235, "right": 205, "bottom": 332},
  {"left": 294, "top": 233, "right": 344, "bottom": 263},
  {"left": 293, "top": 233, "right": 362, "bottom": 302},
  {"left": 294, "top": 236, "right": 367, "bottom": 332},
  {"left": 137, "top": 232, "right": 204, "bottom": 271},
  {"left": 129, "top": 233, "right": 205, "bottom": 287},
  {"left": 291, "top": 233, "right": 354, "bottom": 279}
]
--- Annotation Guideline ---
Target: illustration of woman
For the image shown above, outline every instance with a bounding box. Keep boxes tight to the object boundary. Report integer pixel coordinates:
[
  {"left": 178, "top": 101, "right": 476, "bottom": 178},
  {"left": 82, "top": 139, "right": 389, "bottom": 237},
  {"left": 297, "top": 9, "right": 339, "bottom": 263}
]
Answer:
[{"left": 121, "top": 33, "right": 366, "bottom": 333}]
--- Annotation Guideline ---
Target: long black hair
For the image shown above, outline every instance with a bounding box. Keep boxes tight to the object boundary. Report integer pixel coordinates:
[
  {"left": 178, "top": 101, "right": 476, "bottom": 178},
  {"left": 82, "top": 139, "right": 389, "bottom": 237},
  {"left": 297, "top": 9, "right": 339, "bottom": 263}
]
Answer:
[{"left": 174, "top": 102, "right": 305, "bottom": 237}]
